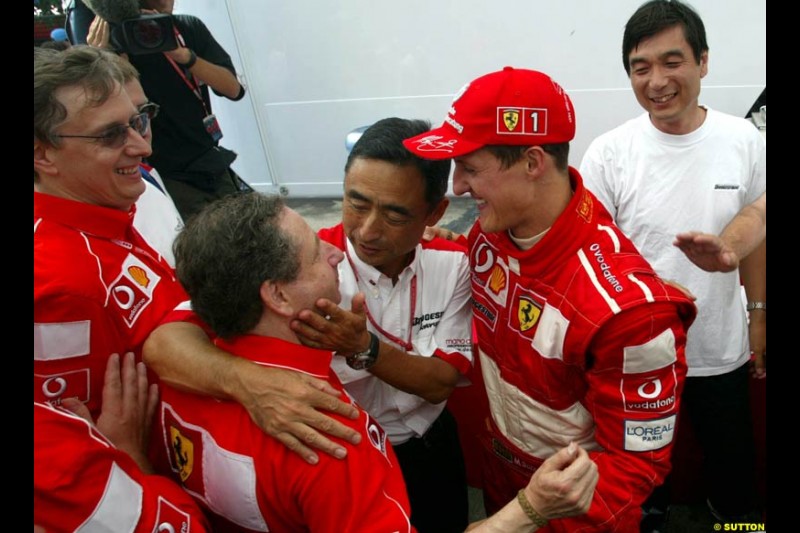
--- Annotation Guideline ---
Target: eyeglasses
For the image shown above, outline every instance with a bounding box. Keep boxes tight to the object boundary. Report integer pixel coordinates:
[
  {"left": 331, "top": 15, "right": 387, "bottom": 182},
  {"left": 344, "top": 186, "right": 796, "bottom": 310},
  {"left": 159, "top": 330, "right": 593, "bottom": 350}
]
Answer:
[
  {"left": 54, "top": 111, "right": 151, "bottom": 149},
  {"left": 138, "top": 102, "right": 160, "bottom": 121}
]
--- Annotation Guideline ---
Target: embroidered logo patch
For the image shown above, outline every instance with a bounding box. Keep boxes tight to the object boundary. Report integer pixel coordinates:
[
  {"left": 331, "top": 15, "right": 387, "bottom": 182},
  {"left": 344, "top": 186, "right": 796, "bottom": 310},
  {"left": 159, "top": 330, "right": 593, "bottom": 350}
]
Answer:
[
  {"left": 34, "top": 368, "right": 90, "bottom": 405},
  {"left": 408, "top": 134, "right": 458, "bottom": 153},
  {"left": 110, "top": 254, "right": 161, "bottom": 328},
  {"left": 170, "top": 426, "right": 195, "bottom": 482},
  {"left": 154, "top": 496, "right": 192, "bottom": 533},
  {"left": 364, "top": 412, "right": 389, "bottom": 461},
  {"left": 502, "top": 109, "right": 520, "bottom": 131},
  {"left": 496, "top": 107, "right": 547, "bottom": 136},
  {"left": 576, "top": 190, "right": 593, "bottom": 222},
  {"left": 517, "top": 296, "right": 542, "bottom": 332}
]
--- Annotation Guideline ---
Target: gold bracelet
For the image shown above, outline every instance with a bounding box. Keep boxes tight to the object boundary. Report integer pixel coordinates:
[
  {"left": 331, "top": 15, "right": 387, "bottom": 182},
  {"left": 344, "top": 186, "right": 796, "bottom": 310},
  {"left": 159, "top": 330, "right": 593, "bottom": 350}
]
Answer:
[{"left": 516, "top": 489, "right": 549, "bottom": 528}]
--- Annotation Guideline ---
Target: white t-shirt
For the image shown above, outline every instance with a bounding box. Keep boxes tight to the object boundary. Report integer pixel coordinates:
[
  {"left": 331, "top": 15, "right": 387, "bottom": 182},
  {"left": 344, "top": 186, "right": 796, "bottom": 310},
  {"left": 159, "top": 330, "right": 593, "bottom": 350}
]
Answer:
[{"left": 580, "top": 107, "right": 766, "bottom": 377}]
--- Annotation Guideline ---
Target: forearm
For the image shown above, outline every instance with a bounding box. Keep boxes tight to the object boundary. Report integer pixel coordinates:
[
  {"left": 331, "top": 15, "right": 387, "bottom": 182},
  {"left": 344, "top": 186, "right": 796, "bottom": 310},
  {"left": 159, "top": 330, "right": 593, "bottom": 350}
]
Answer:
[
  {"left": 722, "top": 203, "right": 766, "bottom": 261},
  {"left": 191, "top": 57, "right": 242, "bottom": 99},
  {"left": 740, "top": 239, "right": 766, "bottom": 303},
  {"left": 368, "top": 342, "right": 459, "bottom": 404},
  {"left": 739, "top": 239, "right": 766, "bottom": 365},
  {"left": 166, "top": 46, "right": 242, "bottom": 99},
  {"left": 143, "top": 321, "right": 250, "bottom": 401}
]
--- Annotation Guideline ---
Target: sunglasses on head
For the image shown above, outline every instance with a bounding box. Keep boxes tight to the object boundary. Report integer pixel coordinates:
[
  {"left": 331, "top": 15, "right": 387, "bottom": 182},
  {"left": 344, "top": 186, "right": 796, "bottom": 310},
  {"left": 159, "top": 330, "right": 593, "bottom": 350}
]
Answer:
[{"left": 54, "top": 111, "right": 151, "bottom": 149}]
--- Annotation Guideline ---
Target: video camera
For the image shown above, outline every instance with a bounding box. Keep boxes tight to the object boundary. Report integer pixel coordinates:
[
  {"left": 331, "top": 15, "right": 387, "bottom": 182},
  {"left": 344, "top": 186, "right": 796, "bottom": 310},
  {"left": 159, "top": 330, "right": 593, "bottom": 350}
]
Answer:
[{"left": 109, "top": 13, "right": 178, "bottom": 55}]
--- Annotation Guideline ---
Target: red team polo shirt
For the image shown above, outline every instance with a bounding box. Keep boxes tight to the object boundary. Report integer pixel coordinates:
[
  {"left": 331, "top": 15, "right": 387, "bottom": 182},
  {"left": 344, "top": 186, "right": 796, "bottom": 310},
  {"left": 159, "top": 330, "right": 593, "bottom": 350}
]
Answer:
[
  {"left": 34, "top": 402, "right": 209, "bottom": 532},
  {"left": 158, "top": 335, "right": 415, "bottom": 533},
  {"left": 33, "top": 192, "right": 190, "bottom": 417}
]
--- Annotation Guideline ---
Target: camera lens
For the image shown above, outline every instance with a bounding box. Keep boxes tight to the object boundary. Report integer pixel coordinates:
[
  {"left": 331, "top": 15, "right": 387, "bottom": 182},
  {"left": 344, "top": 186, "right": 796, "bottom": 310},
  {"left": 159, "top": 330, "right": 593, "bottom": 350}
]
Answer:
[{"left": 132, "top": 19, "right": 166, "bottom": 49}]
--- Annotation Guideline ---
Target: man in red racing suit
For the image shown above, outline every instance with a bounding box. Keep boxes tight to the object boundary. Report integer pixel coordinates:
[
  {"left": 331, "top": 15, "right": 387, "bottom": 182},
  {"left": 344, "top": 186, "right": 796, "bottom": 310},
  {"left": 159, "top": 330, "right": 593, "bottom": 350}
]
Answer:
[
  {"left": 468, "top": 170, "right": 695, "bottom": 531},
  {"left": 404, "top": 66, "right": 696, "bottom": 531}
]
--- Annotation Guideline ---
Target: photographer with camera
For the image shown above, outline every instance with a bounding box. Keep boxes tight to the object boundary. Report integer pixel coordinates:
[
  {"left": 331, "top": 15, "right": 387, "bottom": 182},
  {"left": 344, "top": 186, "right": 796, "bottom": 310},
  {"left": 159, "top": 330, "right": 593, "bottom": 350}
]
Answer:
[{"left": 83, "top": 0, "right": 248, "bottom": 220}]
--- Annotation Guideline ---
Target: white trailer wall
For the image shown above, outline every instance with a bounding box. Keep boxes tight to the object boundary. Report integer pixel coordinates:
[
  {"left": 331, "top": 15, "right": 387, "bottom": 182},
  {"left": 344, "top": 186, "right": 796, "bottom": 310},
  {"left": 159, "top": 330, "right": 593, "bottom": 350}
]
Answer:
[{"left": 176, "top": 0, "right": 766, "bottom": 197}]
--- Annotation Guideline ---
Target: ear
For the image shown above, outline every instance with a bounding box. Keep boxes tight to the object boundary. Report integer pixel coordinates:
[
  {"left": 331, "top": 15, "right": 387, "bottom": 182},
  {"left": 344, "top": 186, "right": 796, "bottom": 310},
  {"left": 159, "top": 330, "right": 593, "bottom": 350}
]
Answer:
[
  {"left": 33, "top": 140, "right": 58, "bottom": 178},
  {"left": 699, "top": 50, "right": 709, "bottom": 79},
  {"left": 425, "top": 197, "right": 449, "bottom": 227},
  {"left": 522, "top": 146, "right": 547, "bottom": 177},
  {"left": 260, "top": 280, "right": 295, "bottom": 318}
]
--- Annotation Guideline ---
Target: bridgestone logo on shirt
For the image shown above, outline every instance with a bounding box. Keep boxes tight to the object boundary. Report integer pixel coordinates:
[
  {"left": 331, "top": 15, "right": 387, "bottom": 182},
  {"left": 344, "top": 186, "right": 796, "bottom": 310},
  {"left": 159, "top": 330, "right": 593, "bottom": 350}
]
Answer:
[
  {"left": 624, "top": 415, "right": 676, "bottom": 452},
  {"left": 413, "top": 311, "right": 445, "bottom": 331}
]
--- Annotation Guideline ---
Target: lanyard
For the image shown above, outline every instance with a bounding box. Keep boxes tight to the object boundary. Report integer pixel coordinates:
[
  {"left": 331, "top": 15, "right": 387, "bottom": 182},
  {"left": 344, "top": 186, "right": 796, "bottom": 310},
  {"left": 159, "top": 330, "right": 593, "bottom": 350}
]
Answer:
[
  {"left": 78, "top": 225, "right": 166, "bottom": 270},
  {"left": 163, "top": 27, "right": 210, "bottom": 116},
  {"left": 345, "top": 247, "right": 417, "bottom": 351}
]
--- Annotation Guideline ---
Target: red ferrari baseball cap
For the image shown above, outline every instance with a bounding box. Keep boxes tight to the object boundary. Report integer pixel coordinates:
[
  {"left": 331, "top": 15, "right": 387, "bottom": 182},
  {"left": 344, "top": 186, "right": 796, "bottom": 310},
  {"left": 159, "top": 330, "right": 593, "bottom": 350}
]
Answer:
[{"left": 403, "top": 66, "right": 575, "bottom": 159}]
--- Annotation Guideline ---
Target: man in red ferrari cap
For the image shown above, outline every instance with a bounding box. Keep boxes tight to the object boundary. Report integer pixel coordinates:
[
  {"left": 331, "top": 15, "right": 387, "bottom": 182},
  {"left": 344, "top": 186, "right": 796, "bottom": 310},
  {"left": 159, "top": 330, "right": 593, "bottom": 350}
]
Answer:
[{"left": 404, "top": 67, "right": 697, "bottom": 532}]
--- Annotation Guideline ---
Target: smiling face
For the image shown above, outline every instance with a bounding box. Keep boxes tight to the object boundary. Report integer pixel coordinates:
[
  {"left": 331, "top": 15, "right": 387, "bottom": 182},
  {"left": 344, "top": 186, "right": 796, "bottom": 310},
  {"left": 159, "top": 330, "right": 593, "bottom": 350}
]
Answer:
[
  {"left": 342, "top": 157, "right": 447, "bottom": 281},
  {"left": 280, "top": 207, "right": 344, "bottom": 313},
  {"left": 628, "top": 24, "right": 708, "bottom": 135},
  {"left": 452, "top": 148, "right": 538, "bottom": 237},
  {"left": 34, "top": 82, "right": 152, "bottom": 211}
]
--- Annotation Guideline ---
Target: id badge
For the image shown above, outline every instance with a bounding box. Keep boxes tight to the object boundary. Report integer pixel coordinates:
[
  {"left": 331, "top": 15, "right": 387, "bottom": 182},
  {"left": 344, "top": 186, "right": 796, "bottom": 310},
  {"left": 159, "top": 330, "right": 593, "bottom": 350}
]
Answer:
[{"left": 203, "top": 114, "right": 223, "bottom": 142}]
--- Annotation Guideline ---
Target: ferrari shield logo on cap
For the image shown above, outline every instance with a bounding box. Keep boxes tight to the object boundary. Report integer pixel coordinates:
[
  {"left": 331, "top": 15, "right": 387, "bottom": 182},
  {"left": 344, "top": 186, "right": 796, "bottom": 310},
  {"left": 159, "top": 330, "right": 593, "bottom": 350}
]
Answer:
[{"left": 502, "top": 109, "right": 520, "bottom": 131}]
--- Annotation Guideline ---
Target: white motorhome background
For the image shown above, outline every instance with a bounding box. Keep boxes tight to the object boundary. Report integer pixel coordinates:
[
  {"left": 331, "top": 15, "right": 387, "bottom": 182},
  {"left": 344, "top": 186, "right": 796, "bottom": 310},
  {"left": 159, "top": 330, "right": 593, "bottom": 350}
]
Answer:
[{"left": 178, "top": 0, "right": 766, "bottom": 197}]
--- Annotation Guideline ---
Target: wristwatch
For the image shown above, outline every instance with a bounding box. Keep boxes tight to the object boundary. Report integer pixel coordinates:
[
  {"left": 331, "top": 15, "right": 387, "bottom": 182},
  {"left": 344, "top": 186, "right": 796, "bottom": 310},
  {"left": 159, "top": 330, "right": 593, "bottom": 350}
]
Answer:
[
  {"left": 346, "top": 332, "right": 380, "bottom": 370},
  {"left": 179, "top": 49, "right": 198, "bottom": 69}
]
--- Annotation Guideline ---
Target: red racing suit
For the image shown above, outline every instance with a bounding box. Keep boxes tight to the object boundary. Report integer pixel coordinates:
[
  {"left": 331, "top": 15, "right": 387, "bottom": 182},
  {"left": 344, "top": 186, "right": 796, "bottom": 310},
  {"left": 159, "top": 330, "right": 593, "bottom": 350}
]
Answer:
[
  {"left": 34, "top": 192, "right": 190, "bottom": 417},
  {"left": 470, "top": 169, "right": 696, "bottom": 532},
  {"left": 34, "top": 402, "right": 209, "bottom": 533}
]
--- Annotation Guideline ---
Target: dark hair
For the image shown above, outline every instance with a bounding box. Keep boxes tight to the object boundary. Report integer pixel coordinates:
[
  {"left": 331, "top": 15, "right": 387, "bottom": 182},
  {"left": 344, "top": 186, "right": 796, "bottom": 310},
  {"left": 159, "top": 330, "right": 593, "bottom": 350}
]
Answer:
[
  {"left": 34, "top": 45, "right": 126, "bottom": 147},
  {"left": 486, "top": 143, "right": 570, "bottom": 172},
  {"left": 173, "top": 193, "right": 299, "bottom": 339},
  {"left": 623, "top": 0, "right": 708, "bottom": 75},
  {"left": 345, "top": 118, "right": 451, "bottom": 209}
]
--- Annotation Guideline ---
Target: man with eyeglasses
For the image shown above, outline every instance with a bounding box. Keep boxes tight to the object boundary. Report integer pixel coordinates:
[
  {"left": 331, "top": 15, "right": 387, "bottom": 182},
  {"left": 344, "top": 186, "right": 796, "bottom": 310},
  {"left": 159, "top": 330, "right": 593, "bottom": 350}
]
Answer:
[
  {"left": 34, "top": 45, "right": 191, "bottom": 419},
  {"left": 34, "top": 45, "right": 374, "bottom": 466}
]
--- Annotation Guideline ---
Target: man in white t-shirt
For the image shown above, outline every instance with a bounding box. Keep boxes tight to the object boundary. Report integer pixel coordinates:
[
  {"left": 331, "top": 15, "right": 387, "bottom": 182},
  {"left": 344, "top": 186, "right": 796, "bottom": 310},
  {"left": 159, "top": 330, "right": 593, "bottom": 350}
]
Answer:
[{"left": 579, "top": 0, "right": 765, "bottom": 524}]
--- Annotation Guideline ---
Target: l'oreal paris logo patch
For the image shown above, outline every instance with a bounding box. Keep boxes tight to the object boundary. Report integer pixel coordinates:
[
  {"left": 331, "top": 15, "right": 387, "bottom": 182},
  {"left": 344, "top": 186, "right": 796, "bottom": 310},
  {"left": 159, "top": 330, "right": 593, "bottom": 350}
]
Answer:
[{"left": 624, "top": 415, "right": 676, "bottom": 451}]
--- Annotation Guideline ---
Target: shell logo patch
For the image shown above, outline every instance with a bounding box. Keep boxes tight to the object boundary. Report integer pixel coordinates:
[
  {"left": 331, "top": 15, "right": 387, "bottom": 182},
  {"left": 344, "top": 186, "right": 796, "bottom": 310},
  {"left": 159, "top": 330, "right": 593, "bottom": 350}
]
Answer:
[
  {"left": 488, "top": 265, "right": 507, "bottom": 294},
  {"left": 110, "top": 254, "right": 161, "bottom": 327},
  {"left": 127, "top": 265, "right": 151, "bottom": 288}
]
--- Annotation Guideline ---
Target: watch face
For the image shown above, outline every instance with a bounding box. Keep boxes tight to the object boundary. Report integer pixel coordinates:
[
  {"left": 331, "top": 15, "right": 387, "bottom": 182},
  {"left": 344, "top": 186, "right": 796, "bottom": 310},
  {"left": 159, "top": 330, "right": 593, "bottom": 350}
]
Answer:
[
  {"left": 346, "top": 353, "right": 376, "bottom": 370},
  {"left": 345, "top": 332, "right": 379, "bottom": 370}
]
